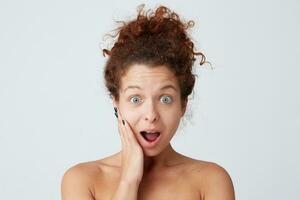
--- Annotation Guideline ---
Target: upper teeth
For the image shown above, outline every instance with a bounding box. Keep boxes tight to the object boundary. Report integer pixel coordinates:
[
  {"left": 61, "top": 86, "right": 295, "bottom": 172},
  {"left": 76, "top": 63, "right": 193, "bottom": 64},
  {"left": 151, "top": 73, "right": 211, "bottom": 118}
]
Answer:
[{"left": 142, "top": 131, "right": 158, "bottom": 134}]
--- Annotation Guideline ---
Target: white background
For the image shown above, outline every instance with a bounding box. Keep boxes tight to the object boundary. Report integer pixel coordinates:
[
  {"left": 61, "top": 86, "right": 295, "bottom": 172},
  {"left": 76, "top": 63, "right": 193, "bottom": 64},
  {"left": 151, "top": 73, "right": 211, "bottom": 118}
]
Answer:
[{"left": 0, "top": 0, "right": 299, "bottom": 199}]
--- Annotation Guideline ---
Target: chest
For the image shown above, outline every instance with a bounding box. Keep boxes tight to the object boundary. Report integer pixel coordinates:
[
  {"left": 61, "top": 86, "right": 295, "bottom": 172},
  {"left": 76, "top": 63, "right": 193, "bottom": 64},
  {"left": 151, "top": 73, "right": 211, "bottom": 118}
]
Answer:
[
  {"left": 93, "top": 171, "right": 201, "bottom": 200},
  {"left": 137, "top": 176, "right": 200, "bottom": 200}
]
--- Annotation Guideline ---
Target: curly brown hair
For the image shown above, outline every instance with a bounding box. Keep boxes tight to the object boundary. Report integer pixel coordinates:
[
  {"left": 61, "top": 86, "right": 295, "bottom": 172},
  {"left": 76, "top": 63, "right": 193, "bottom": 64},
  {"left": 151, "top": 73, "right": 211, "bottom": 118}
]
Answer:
[{"left": 102, "top": 4, "right": 208, "bottom": 105}]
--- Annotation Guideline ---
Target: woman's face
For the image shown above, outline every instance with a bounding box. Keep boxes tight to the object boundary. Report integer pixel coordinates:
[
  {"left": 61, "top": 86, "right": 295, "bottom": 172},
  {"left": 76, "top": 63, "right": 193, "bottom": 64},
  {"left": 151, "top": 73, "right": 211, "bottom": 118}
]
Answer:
[{"left": 114, "top": 64, "right": 187, "bottom": 156}]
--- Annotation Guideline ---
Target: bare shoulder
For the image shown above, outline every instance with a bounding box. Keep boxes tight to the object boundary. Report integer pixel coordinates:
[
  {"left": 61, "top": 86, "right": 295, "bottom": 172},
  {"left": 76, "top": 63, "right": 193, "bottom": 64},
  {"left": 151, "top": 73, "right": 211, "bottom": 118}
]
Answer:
[
  {"left": 61, "top": 154, "right": 121, "bottom": 200},
  {"left": 188, "top": 159, "right": 235, "bottom": 200},
  {"left": 61, "top": 161, "right": 103, "bottom": 200}
]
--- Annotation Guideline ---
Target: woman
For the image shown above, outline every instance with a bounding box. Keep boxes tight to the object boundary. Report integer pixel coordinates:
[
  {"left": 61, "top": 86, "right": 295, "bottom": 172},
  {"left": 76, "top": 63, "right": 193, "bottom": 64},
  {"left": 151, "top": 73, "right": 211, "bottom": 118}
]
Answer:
[{"left": 61, "top": 5, "right": 235, "bottom": 200}]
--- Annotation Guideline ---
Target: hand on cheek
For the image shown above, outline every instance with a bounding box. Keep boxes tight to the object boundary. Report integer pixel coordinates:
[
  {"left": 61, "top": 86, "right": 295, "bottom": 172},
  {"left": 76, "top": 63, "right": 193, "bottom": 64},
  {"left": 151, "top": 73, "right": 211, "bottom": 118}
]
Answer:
[{"left": 114, "top": 107, "right": 144, "bottom": 184}]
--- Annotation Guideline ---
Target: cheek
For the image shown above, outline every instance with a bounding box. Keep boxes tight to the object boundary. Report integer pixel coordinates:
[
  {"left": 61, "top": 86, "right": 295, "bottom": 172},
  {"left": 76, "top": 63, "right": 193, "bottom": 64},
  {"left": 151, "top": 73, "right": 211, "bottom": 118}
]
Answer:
[
  {"left": 122, "top": 109, "right": 142, "bottom": 136},
  {"left": 161, "top": 107, "right": 182, "bottom": 125},
  {"left": 166, "top": 112, "right": 181, "bottom": 126},
  {"left": 120, "top": 106, "right": 140, "bottom": 125}
]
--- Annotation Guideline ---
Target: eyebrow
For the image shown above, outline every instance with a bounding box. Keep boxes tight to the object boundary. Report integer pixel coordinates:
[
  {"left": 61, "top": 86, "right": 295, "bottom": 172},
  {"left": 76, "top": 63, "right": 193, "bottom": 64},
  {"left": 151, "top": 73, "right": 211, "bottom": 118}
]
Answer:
[
  {"left": 123, "top": 85, "right": 178, "bottom": 92},
  {"left": 160, "top": 85, "right": 178, "bottom": 91}
]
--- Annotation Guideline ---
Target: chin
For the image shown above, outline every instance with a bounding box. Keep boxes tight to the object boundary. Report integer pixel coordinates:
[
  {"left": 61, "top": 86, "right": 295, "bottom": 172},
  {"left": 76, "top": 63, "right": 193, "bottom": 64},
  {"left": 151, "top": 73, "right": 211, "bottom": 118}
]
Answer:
[{"left": 142, "top": 148, "right": 161, "bottom": 157}]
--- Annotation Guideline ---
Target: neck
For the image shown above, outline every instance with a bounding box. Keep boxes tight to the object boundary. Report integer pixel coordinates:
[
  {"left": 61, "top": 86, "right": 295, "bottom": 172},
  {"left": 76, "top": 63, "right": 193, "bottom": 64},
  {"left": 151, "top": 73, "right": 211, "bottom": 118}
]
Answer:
[
  {"left": 114, "top": 144, "right": 181, "bottom": 174},
  {"left": 143, "top": 143, "right": 178, "bottom": 173}
]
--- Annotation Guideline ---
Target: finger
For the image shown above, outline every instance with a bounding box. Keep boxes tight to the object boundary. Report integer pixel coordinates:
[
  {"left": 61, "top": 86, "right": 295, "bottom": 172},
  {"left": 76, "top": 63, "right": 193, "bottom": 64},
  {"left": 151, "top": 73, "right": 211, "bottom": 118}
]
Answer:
[
  {"left": 118, "top": 120, "right": 128, "bottom": 146},
  {"left": 117, "top": 108, "right": 141, "bottom": 147},
  {"left": 122, "top": 119, "right": 140, "bottom": 146},
  {"left": 116, "top": 108, "right": 129, "bottom": 144},
  {"left": 117, "top": 123, "right": 126, "bottom": 147},
  {"left": 116, "top": 108, "right": 125, "bottom": 126},
  {"left": 114, "top": 106, "right": 125, "bottom": 145}
]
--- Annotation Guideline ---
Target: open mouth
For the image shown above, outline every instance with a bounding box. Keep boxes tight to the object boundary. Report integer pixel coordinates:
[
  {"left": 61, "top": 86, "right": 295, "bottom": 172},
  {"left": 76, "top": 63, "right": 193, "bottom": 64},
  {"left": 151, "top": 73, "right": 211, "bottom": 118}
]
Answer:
[{"left": 140, "top": 131, "right": 161, "bottom": 143}]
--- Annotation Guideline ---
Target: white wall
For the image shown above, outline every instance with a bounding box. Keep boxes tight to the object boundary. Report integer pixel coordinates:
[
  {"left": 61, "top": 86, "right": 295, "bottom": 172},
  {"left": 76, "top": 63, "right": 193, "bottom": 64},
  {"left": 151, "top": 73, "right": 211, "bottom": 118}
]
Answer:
[{"left": 0, "top": 0, "right": 299, "bottom": 199}]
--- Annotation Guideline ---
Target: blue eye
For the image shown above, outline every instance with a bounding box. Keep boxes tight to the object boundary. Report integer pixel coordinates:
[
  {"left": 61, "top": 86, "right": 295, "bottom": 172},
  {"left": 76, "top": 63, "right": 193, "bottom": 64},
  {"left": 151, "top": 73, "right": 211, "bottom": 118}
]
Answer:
[
  {"left": 130, "top": 96, "right": 142, "bottom": 104},
  {"left": 160, "top": 95, "right": 172, "bottom": 104}
]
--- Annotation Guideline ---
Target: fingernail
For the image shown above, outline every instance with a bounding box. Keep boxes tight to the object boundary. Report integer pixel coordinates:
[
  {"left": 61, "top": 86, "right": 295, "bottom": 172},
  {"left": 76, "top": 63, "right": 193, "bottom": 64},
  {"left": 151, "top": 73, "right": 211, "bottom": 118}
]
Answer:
[
  {"left": 113, "top": 107, "right": 118, "bottom": 118},
  {"left": 122, "top": 120, "right": 125, "bottom": 125}
]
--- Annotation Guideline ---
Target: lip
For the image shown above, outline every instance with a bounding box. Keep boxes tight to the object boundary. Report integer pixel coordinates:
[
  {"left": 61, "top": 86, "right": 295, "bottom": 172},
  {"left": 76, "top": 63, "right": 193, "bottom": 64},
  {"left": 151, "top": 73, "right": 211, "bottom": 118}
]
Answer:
[
  {"left": 141, "top": 129, "right": 161, "bottom": 133},
  {"left": 138, "top": 130, "right": 161, "bottom": 148}
]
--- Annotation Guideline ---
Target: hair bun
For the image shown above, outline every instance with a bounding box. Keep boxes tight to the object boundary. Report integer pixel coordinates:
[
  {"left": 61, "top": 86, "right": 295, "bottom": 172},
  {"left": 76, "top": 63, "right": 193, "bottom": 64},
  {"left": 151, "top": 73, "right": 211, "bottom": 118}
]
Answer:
[{"left": 103, "top": 4, "right": 209, "bottom": 101}]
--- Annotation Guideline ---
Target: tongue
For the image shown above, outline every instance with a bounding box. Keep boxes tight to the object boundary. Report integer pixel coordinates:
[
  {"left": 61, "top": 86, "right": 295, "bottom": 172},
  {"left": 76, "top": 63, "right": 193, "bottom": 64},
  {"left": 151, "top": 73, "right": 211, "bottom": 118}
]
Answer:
[{"left": 144, "top": 132, "right": 159, "bottom": 142}]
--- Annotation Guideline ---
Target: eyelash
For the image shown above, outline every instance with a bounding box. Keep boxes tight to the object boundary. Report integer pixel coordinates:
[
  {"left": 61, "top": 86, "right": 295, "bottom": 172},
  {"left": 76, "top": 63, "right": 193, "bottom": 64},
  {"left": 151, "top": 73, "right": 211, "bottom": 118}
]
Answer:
[
  {"left": 129, "top": 95, "right": 173, "bottom": 104},
  {"left": 129, "top": 95, "right": 142, "bottom": 104}
]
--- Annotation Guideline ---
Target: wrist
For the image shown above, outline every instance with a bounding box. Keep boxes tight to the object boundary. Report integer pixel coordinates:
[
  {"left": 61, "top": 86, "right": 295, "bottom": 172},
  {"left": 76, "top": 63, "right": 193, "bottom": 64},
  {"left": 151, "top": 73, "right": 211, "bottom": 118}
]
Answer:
[{"left": 119, "top": 178, "right": 140, "bottom": 188}]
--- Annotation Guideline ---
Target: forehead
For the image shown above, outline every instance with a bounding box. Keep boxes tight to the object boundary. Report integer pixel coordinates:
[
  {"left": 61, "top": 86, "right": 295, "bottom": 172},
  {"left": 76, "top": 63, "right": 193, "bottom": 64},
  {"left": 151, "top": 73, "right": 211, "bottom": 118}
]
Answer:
[
  {"left": 120, "top": 64, "right": 178, "bottom": 90},
  {"left": 120, "top": 64, "right": 179, "bottom": 92}
]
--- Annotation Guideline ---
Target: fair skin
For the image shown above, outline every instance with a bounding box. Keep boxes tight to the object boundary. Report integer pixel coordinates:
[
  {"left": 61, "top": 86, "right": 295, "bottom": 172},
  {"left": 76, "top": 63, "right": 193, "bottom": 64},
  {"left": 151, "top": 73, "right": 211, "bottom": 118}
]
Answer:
[{"left": 61, "top": 64, "right": 235, "bottom": 200}]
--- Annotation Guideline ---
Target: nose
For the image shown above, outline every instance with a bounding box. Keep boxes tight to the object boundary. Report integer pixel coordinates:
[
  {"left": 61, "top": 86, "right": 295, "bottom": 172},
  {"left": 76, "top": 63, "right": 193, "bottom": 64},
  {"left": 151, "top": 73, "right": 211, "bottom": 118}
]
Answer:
[{"left": 144, "top": 101, "right": 159, "bottom": 123}]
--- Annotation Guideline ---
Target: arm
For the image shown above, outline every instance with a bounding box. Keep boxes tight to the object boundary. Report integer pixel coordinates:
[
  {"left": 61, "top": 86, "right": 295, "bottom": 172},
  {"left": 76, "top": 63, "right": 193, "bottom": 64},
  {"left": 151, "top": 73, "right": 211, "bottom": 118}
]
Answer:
[
  {"left": 110, "top": 108, "right": 143, "bottom": 200},
  {"left": 110, "top": 180, "right": 140, "bottom": 200},
  {"left": 61, "top": 165, "right": 95, "bottom": 200},
  {"left": 61, "top": 166, "right": 140, "bottom": 200},
  {"left": 203, "top": 164, "right": 235, "bottom": 200}
]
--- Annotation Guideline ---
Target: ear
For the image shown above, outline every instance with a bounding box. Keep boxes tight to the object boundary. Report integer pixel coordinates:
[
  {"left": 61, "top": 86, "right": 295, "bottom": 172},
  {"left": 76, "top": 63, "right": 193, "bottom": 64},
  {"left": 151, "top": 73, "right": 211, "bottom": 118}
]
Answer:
[{"left": 181, "top": 99, "right": 188, "bottom": 117}]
